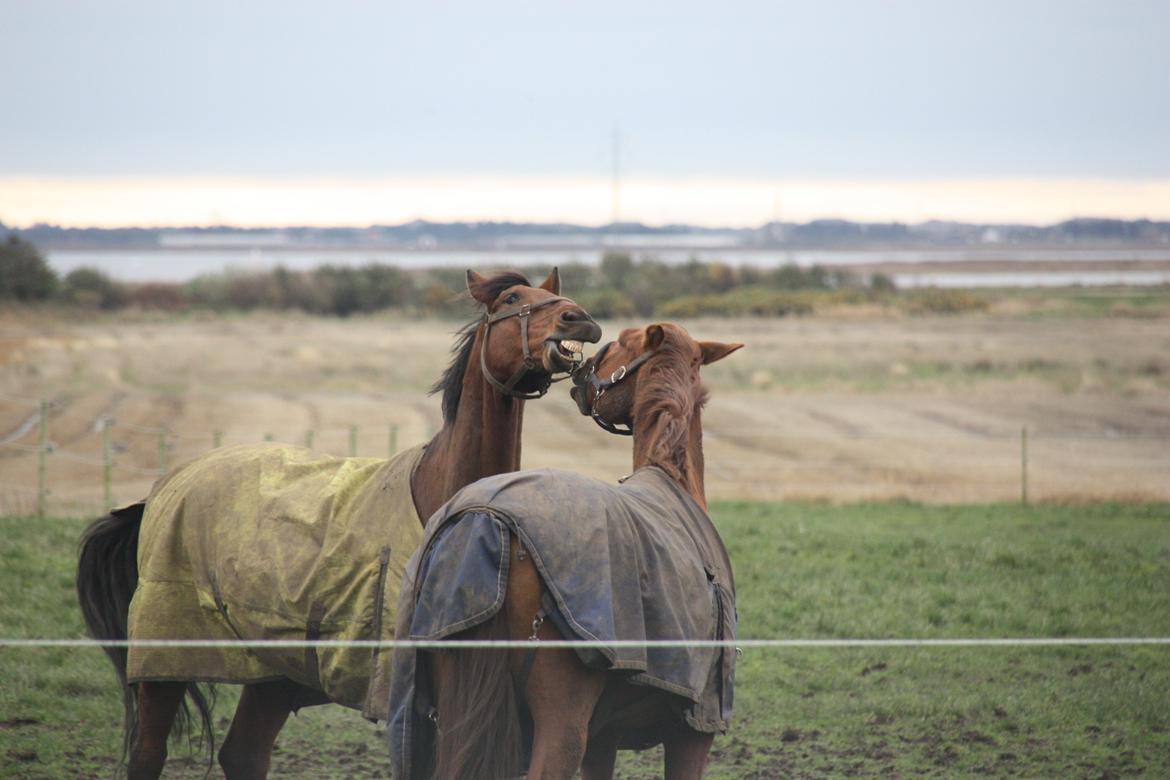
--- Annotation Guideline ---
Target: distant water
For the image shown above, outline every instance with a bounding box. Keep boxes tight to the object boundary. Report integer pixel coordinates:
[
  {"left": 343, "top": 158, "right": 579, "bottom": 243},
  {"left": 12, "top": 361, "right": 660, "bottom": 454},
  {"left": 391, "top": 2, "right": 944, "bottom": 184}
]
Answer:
[
  {"left": 46, "top": 247, "right": 1170, "bottom": 286},
  {"left": 895, "top": 270, "right": 1170, "bottom": 288}
]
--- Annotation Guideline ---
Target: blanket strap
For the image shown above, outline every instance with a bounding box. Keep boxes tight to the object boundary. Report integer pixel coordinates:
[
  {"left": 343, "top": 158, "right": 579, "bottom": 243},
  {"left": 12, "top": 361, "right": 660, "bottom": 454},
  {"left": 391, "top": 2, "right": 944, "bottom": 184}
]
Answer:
[
  {"left": 305, "top": 601, "right": 326, "bottom": 686},
  {"left": 514, "top": 607, "right": 547, "bottom": 702}
]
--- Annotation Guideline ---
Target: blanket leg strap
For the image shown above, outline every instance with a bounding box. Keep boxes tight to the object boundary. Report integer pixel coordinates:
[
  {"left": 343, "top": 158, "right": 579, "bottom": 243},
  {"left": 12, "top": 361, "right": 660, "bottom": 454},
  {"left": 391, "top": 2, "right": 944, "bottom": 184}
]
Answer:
[
  {"left": 305, "top": 602, "right": 326, "bottom": 687},
  {"left": 514, "top": 608, "right": 546, "bottom": 702}
]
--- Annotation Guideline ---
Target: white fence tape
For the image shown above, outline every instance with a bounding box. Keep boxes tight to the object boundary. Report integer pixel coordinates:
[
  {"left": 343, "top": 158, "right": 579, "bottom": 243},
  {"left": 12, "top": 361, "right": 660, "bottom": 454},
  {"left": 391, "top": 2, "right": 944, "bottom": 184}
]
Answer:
[{"left": 2, "top": 637, "right": 1169, "bottom": 650}]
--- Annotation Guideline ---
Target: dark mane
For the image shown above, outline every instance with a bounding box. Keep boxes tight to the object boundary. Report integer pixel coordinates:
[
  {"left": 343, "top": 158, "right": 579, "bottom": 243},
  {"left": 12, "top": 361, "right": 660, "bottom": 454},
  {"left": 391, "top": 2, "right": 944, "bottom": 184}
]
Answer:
[
  {"left": 430, "top": 271, "right": 533, "bottom": 423},
  {"left": 635, "top": 333, "right": 708, "bottom": 480}
]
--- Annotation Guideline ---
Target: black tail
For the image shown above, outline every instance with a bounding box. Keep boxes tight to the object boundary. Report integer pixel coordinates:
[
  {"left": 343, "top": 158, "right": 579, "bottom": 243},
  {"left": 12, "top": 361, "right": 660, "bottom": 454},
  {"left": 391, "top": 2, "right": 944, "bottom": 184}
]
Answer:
[
  {"left": 431, "top": 612, "right": 524, "bottom": 780},
  {"left": 76, "top": 504, "right": 216, "bottom": 767}
]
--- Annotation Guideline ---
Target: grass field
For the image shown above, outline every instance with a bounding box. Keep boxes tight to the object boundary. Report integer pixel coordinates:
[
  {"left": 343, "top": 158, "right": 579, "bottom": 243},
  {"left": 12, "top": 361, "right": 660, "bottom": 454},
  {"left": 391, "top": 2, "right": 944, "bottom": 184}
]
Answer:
[{"left": 2, "top": 502, "right": 1168, "bottom": 778}]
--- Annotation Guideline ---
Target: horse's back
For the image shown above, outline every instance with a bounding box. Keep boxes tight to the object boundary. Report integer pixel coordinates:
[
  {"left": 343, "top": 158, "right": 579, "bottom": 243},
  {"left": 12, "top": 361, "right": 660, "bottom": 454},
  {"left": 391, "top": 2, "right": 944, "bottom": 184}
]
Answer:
[
  {"left": 128, "top": 443, "right": 425, "bottom": 711},
  {"left": 394, "top": 466, "right": 736, "bottom": 735}
]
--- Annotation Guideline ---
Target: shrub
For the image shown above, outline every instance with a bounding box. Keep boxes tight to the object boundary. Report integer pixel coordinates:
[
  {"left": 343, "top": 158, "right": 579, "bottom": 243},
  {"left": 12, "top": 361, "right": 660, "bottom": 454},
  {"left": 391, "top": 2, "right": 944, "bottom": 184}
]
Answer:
[
  {"left": 901, "top": 289, "right": 990, "bottom": 315},
  {"left": 62, "top": 267, "right": 126, "bottom": 309},
  {"left": 656, "top": 287, "right": 814, "bottom": 318},
  {"left": 579, "top": 289, "right": 636, "bottom": 319},
  {"left": 870, "top": 273, "right": 897, "bottom": 293},
  {"left": 126, "top": 282, "right": 188, "bottom": 309},
  {"left": 0, "top": 236, "right": 57, "bottom": 300},
  {"left": 600, "top": 252, "right": 634, "bottom": 289}
]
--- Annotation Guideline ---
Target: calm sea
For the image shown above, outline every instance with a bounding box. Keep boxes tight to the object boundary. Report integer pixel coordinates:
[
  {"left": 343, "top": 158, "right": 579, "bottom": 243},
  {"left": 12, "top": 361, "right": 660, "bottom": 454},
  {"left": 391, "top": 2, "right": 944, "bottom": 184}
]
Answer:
[{"left": 46, "top": 247, "right": 1170, "bottom": 287}]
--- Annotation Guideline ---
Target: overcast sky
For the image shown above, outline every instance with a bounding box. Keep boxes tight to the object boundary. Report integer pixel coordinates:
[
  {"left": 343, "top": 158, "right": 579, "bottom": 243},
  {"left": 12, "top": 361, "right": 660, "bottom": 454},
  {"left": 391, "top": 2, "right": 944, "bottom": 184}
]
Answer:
[{"left": 2, "top": 0, "right": 1168, "bottom": 225}]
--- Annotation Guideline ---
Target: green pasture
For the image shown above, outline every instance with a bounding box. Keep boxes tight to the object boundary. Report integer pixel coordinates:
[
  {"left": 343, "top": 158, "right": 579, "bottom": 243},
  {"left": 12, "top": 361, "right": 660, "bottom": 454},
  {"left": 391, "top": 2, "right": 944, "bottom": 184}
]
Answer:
[{"left": 2, "top": 503, "right": 1168, "bottom": 778}]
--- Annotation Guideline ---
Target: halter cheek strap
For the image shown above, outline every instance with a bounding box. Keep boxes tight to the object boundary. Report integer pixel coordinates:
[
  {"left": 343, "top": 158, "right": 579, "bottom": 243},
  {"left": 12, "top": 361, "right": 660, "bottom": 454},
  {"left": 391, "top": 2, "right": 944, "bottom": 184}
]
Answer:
[
  {"left": 479, "top": 296, "right": 571, "bottom": 400},
  {"left": 571, "top": 340, "right": 657, "bottom": 435}
]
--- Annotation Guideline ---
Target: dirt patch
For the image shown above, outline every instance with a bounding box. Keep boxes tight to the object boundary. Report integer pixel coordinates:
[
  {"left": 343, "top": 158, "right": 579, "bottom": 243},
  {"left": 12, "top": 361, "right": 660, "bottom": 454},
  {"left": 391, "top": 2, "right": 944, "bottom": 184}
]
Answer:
[
  {"left": 5, "top": 748, "right": 38, "bottom": 762},
  {"left": 0, "top": 718, "right": 40, "bottom": 730}
]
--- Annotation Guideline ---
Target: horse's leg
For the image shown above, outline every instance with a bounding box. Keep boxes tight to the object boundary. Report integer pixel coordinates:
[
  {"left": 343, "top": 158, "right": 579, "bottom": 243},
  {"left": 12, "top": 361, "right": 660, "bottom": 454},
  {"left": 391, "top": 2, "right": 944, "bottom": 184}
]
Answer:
[
  {"left": 218, "top": 680, "right": 321, "bottom": 779},
  {"left": 663, "top": 728, "right": 715, "bottom": 780},
  {"left": 580, "top": 731, "right": 619, "bottom": 780},
  {"left": 128, "top": 681, "right": 186, "bottom": 780},
  {"left": 505, "top": 534, "right": 606, "bottom": 779}
]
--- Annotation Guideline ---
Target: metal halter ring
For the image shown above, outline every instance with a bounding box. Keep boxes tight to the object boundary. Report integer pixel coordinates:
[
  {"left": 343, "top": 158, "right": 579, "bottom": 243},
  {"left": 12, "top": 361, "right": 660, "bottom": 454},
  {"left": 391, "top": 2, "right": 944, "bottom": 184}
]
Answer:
[{"left": 570, "top": 340, "right": 657, "bottom": 436}]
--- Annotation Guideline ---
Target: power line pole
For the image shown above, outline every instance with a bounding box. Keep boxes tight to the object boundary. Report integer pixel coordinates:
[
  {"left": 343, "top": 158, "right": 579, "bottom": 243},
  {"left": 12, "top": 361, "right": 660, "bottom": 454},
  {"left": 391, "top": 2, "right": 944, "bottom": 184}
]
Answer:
[{"left": 611, "top": 125, "right": 621, "bottom": 225}]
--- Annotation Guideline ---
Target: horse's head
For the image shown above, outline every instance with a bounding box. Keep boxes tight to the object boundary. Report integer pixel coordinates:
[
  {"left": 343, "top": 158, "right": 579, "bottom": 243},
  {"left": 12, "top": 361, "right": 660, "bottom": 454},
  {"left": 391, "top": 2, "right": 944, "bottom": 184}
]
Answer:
[
  {"left": 468, "top": 268, "right": 601, "bottom": 399},
  {"left": 571, "top": 322, "right": 742, "bottom": 434}
]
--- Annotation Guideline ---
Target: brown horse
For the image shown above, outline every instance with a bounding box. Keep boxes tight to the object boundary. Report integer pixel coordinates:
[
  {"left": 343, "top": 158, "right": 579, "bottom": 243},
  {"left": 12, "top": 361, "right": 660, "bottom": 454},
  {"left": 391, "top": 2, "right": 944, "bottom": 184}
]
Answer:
[
  {"left": 76, "top": 268, "right": 600, "bottom": 779},
  {"left": 411, "top": 322, "right": 742, "bottom": 779}
]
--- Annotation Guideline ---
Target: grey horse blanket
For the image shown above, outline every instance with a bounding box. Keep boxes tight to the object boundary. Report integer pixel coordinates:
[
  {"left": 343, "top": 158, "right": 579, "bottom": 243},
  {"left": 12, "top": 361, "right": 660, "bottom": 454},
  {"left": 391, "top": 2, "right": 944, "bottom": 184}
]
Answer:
[
  {"left": 126, "top": 442, "right": 425, "bottom": 718},
  {"left": 387, "top": 466, "right": 737, "bottom": 778}
]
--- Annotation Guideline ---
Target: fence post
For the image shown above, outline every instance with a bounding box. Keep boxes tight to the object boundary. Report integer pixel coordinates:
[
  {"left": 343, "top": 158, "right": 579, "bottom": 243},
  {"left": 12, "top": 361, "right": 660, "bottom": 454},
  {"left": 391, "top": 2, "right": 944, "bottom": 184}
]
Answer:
[
  {"left": 305, "top": 430, "right": 315, "bottom": 450},
  {"left": 157, "top": 430, "right": 168, "bottom": 475},
  {"left": 37, "top": 400, "right": 48, "bottom": 519},
  {"left": 349, "top": 425, "right": 358, "bottom": 457},
  {"left": 388, "top": 425, "right": 398, "bottom": 458},
  {"left": 264, "top": 432, "right": 274, "bottom": 442},
  {"left": 101, "top": 417, "right": 113, "bottom": 512},
  {"left": 1020, "top": 426, "right": 1028, "bottom": 505},
  {"left": 213, "top": 430, "right": 223, "bottom": 449}
]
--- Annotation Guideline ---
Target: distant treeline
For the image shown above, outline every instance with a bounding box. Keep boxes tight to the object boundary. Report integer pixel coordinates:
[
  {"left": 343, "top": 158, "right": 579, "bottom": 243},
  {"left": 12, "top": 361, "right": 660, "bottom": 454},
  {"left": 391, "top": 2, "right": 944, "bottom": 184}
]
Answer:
[
  {"left": 5, "top": 217, "right": 1169, "bottom": 251},
  {"left": 1, "top": 235, "right": 993, "bottom": 317}
]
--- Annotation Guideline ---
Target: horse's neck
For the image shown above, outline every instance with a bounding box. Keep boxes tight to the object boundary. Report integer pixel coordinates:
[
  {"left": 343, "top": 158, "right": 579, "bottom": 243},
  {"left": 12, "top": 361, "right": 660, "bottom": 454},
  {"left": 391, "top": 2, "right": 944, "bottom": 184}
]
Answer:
[
  {"left": 412, "top": 330, "right": 524, "bottom": 520},
  {"left": 633, "top": 408, "right": 707, "bottom": 510}
]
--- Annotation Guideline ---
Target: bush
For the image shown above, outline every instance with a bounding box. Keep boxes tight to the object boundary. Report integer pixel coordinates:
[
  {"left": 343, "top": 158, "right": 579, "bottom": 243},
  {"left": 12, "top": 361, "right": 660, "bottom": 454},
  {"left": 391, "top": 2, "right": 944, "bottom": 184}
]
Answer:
[
  {"left": 0, "top": 236, "right": 57, "bottom": 301},
  {"left": 870, "top": 273, "right": 897, "bottom": 293},
  {"left": 600, "top": 252, "right": 634, "bottom": 289},
  {"left": 126, "top": 282, "right": 188, "bottom": 309},
  {"left": 656, "top": 288, "right": 814, "bottom": 318},
  {"left": 579, "top": 289, "right": 636, "bottom": 319},
  {"left": 901, "top": 289, "right": 989, "bottom": 315},
  {"left": 62, "top": 267, "right": 126, "bottom": 309}
]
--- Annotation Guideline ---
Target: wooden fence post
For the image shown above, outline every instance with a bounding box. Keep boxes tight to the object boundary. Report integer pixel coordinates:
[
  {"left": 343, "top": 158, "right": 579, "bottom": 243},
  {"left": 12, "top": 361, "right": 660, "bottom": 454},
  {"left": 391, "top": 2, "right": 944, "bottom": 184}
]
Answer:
[
  {"left": 305, "top": 430, "right": 315, "bottom": 450},
  {"left": 157, "top": 430, "right": 168, "bottom": 475},
  {"left": 37, "top": 400, "right": 48, "bottom": 519},
  {"left": 1020, "top": 426, "right": 1029, "bottom": 505},
  {"left": 101, "top": 417, "right": 113, "bottom": 512},
  {"left": 388, "top": 425, "right": 398, "bottom": 457},
  {"left": 349, "top": 425, "right": 358, "bottom": 457}
]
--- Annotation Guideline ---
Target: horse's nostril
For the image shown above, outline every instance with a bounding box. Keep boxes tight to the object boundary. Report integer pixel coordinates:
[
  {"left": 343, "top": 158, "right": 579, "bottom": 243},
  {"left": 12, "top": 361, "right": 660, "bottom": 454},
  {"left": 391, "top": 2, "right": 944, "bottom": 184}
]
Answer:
[{"left": 560, "top": 309, "right": 587, "bottom": 322}]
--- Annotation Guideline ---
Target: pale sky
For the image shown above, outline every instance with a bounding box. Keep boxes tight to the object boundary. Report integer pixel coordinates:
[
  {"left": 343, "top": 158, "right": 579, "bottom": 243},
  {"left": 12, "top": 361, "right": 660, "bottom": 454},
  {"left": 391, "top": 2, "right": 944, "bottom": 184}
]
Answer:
[{"left": 2, "top": 0, "right": 1168, "bottom": 227}]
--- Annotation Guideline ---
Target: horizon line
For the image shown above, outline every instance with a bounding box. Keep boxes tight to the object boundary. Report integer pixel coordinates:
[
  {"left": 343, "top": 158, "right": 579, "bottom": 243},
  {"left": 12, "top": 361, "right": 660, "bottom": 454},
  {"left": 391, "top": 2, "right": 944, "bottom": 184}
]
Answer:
[
  {"left": 3, "top": 175, "right": 1170, "bottom": 229},
  {"left": 7, "top": 214, "right": 1169, "bottom": 233}
]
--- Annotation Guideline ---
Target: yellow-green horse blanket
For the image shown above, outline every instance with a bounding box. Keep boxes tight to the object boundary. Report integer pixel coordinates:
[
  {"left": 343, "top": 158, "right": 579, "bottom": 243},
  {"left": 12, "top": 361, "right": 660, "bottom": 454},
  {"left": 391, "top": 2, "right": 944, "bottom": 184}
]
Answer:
[{"left": 126, "top": 443, "right": 425, "bottom": 720}]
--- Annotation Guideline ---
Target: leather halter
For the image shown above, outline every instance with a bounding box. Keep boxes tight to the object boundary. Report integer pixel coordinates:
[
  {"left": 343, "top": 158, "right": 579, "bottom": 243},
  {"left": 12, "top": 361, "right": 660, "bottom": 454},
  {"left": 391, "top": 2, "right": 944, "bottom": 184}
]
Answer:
[
  {"left": 571, "top": 340, "right": 657, "bottom": 435},
  {"left": 479, "top": 295, "right": 573, "bottom": 400}
]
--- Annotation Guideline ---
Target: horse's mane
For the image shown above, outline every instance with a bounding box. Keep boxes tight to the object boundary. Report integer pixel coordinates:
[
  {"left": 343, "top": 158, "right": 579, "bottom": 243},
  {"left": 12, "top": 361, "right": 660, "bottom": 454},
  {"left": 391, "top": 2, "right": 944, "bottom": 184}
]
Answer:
[
  {"left": 635, "top": 333, "right": 709, "bottom": 482},
  {"left": 431, "top": 271, "right": 532, "bottom": 423}
]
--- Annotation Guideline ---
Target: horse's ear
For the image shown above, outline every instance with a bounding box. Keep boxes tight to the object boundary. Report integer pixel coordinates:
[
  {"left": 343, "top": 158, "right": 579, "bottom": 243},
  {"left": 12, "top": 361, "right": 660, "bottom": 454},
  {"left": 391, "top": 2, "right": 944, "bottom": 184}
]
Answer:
[
  {"left": 466, "top": 270, "right": 494, "bottom": 305},
  {"left": 699, "top": 341, "right": 744, "bottom": 365},
  {"left": 538, "top": 267, "right": 561, "bottom": 295},
  {"left": 645, "top": 324, "right": 666, "bottom": 351}
]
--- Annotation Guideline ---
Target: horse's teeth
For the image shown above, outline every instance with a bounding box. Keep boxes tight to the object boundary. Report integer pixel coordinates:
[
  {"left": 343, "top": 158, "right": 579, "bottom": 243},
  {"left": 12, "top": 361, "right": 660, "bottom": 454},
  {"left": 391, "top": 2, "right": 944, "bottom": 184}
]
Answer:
[{"left": 560, "top": 340, "right": 583, "bottom": 352}]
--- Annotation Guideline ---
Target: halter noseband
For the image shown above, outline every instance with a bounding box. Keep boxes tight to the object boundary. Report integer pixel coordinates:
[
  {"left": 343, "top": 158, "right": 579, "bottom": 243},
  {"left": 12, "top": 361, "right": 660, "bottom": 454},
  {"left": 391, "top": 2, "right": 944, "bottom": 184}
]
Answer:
[
  {"left": 479, "top": 295, "right": 574, "bottom": 400},
  {"left": 571, "top": 340, "right": 657, "bottom": 435}
]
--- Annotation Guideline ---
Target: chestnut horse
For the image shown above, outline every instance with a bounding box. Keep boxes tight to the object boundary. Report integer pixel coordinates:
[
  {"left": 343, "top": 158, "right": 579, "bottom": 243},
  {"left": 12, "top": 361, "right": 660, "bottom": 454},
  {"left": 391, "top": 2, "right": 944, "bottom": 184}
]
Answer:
[
  {"left": 423, "top": 323, "right": 742, "bottom": 779},
  {"left": 76, "top": 268, "right": 600, "bottom": 779}
]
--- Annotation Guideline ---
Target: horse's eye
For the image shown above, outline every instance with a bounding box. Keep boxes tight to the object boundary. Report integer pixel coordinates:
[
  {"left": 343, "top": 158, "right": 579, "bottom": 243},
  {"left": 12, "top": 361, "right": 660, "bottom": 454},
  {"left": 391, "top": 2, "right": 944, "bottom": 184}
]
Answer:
[{"left": 504, "top": 293, "right": 520, "bottom": 305}]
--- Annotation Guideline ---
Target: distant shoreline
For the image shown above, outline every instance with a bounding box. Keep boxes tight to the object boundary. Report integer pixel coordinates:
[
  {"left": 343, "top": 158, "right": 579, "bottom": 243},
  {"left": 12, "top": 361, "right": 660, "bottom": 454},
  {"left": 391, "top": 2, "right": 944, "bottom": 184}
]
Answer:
[{"left": 42, "top": 245, "right": 1170, "bottom": 287}]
